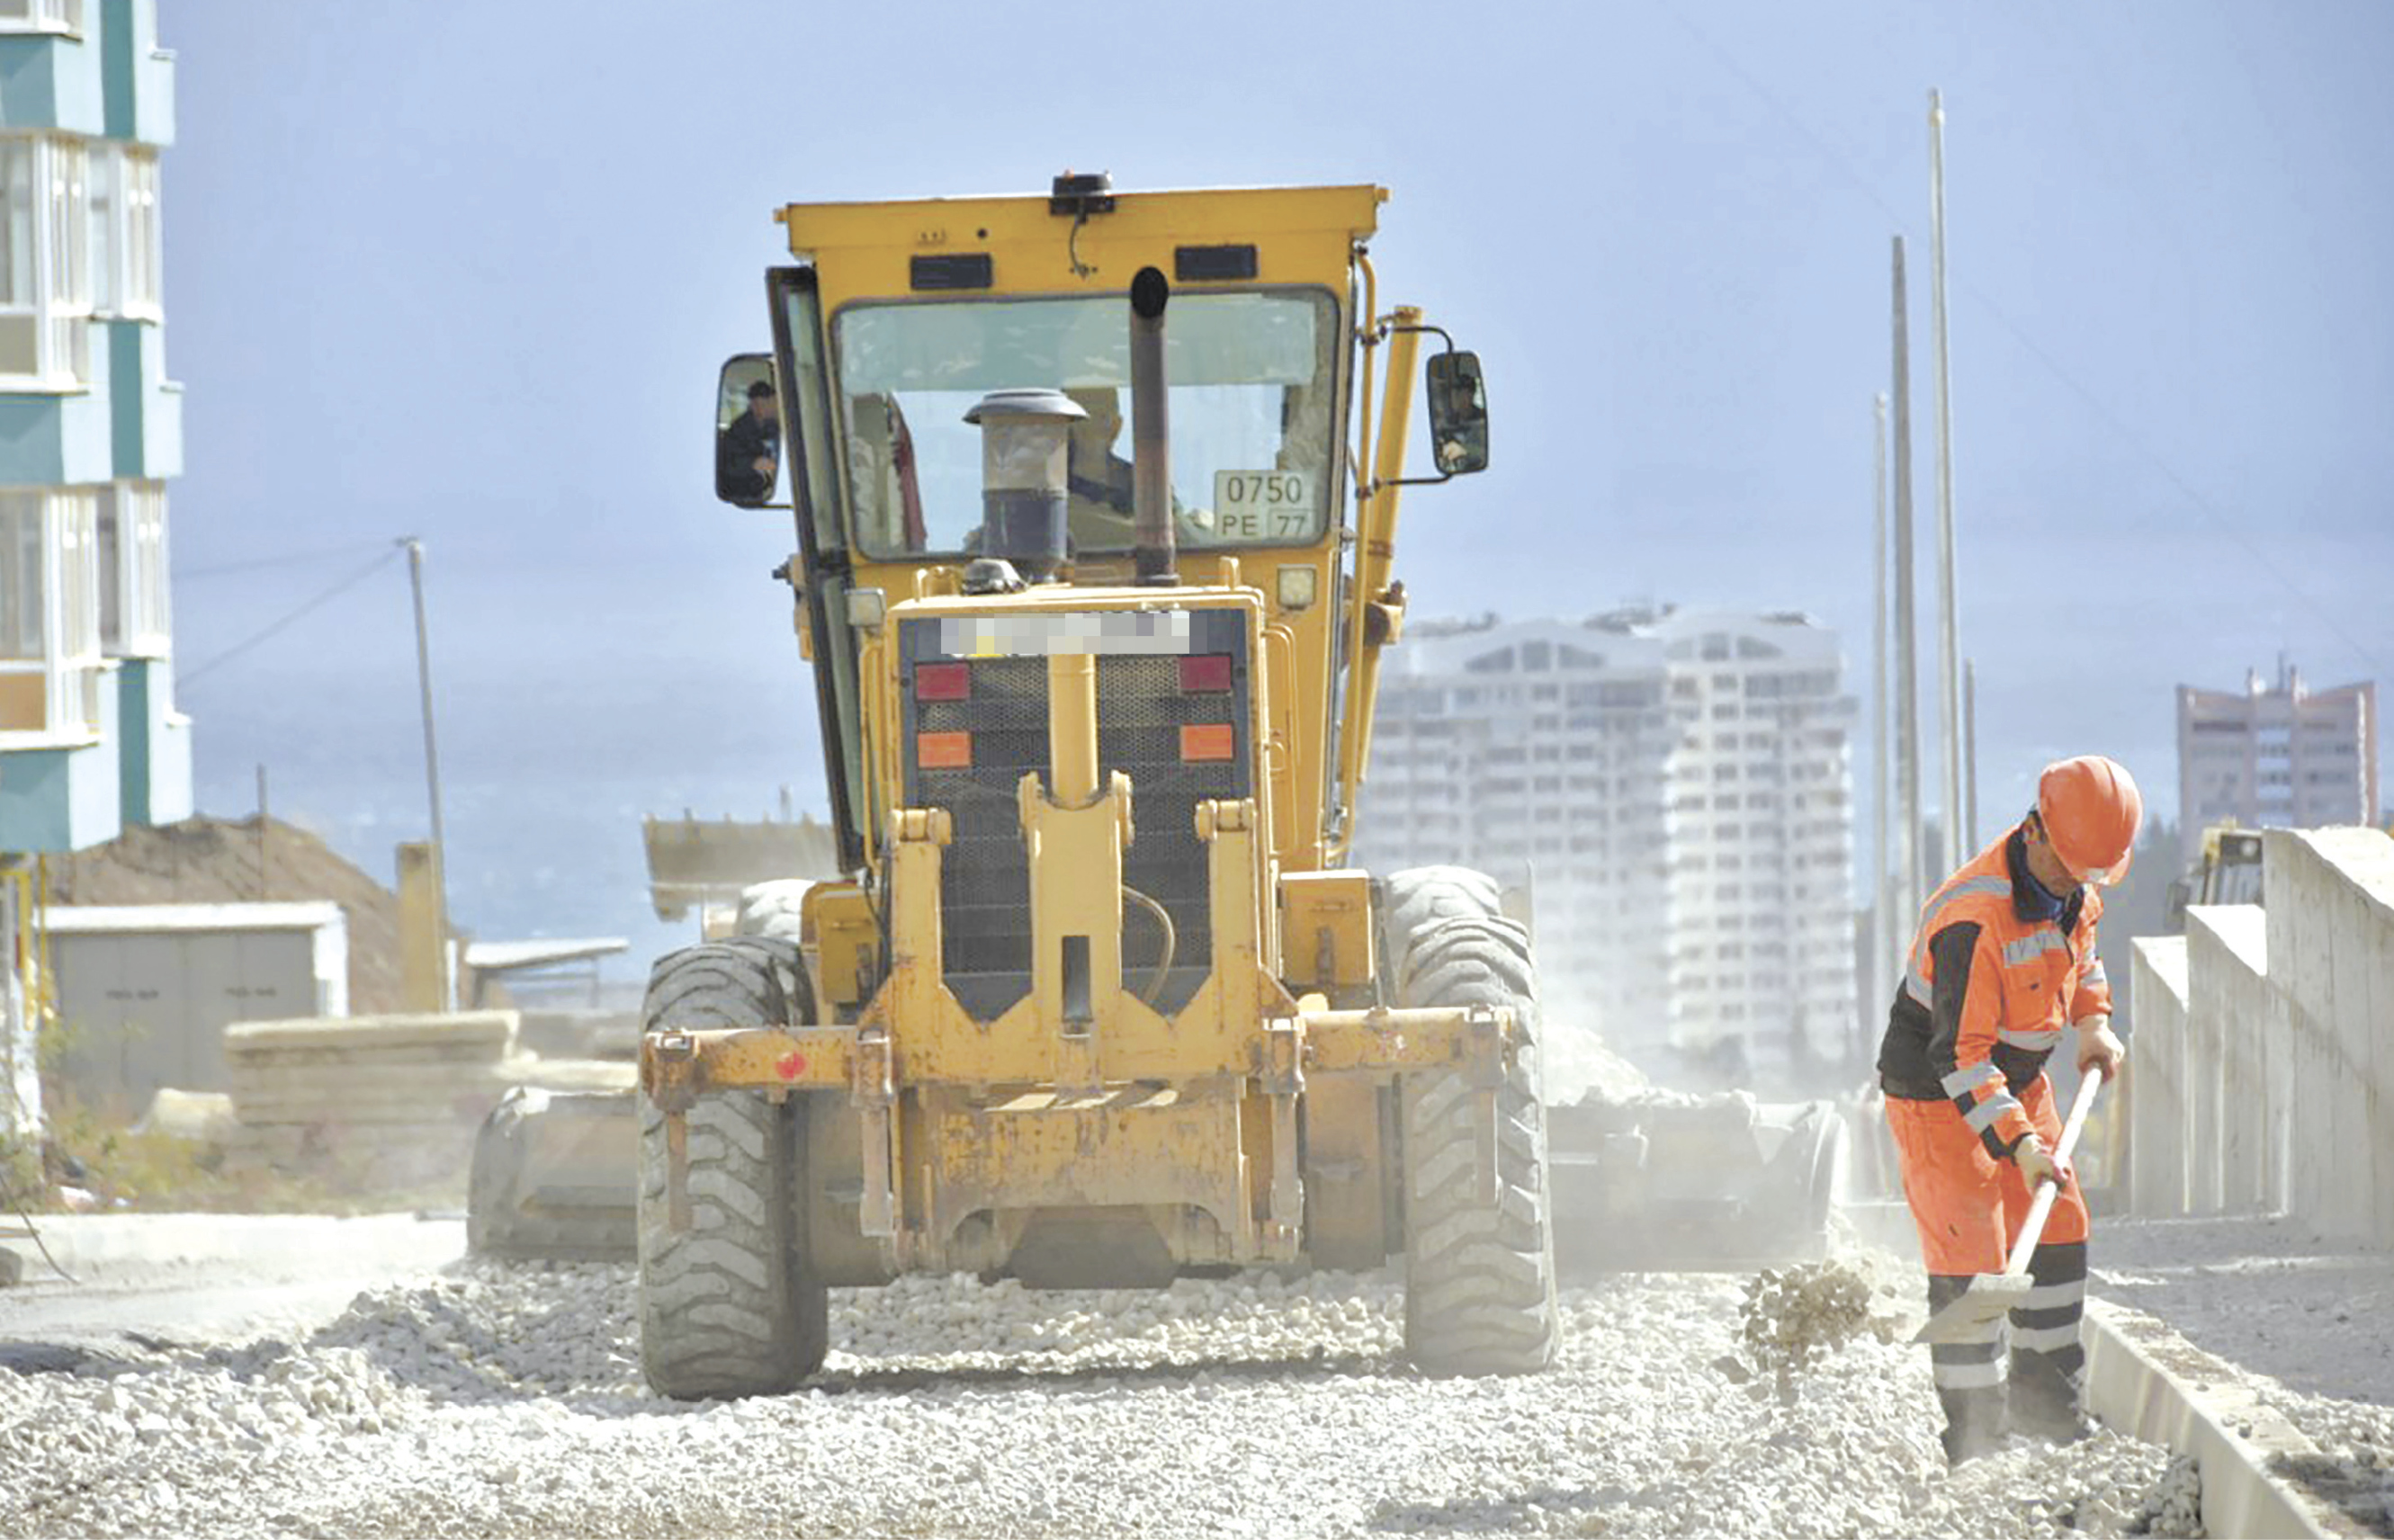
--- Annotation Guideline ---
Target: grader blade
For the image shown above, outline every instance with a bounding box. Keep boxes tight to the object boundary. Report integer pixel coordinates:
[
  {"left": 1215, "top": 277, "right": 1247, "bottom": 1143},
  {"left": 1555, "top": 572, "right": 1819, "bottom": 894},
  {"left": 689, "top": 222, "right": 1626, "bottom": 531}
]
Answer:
[
  {"left": 1546, "top": 1092, "right": 1846, "bottom": 1276},
  {"left": 467, "top": 1085, "right": 640, "bottom": 1262}
]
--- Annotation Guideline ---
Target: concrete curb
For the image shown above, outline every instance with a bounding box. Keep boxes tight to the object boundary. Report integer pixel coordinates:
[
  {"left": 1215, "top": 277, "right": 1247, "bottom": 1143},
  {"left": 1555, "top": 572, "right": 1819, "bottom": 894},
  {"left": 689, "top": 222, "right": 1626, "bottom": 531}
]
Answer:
[{"left": 2085, "top": 1299, "right": 2335, "bottom": 1539}]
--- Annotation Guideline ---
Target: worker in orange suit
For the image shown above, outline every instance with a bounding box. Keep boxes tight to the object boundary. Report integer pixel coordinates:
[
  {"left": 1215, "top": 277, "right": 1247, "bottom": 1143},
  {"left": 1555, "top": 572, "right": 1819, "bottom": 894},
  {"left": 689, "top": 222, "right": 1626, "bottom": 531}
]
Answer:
[{"left": 1877, "top": 756, "right": 2139, "bottom": 1465}]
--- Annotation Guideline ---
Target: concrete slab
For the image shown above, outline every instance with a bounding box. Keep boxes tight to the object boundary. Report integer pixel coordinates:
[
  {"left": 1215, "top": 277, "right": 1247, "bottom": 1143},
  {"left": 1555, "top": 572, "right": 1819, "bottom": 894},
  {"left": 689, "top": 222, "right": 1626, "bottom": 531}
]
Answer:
[{"left": 2129, "top": 936, "right": 2191, "bottom": 1217}]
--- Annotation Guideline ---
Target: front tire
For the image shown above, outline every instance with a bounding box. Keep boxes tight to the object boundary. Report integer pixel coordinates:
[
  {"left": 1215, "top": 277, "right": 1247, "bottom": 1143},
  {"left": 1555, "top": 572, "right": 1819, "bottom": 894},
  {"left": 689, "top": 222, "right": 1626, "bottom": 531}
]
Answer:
[
  {"left": 1381, "top": 866, "right": 1561, "bottom": 1375},
  {"left": 636, "top": 938, "right": 828, "bottom": 1399}
]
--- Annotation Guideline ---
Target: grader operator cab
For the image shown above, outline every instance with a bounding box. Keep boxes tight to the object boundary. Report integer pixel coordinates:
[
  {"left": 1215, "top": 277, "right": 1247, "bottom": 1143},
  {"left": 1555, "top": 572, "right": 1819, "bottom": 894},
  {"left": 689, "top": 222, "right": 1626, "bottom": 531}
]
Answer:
[{"left": 471, "top": 172, "right": 1841, "bottom": 1400}]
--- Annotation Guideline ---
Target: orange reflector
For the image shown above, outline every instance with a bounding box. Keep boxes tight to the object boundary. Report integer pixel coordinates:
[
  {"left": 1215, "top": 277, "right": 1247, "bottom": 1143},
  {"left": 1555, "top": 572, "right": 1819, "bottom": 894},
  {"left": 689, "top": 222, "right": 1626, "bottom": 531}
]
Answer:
[
  {"left": 1180, "top": 723, "right": 1235, "bottom": 763},
  {"left": 918, "top": 730, "right": 972, "bottom": 769}
]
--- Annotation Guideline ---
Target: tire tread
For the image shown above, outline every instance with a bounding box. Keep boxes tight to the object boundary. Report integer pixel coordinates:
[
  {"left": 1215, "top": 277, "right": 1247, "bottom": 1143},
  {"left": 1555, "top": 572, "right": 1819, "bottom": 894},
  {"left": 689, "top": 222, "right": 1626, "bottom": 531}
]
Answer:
[
  {"left": 1382, "top": 866, "right": 1561, "bottom": 1376},
  {"left": 636, "top": 937, "right": 829, "bottom": 1400}
]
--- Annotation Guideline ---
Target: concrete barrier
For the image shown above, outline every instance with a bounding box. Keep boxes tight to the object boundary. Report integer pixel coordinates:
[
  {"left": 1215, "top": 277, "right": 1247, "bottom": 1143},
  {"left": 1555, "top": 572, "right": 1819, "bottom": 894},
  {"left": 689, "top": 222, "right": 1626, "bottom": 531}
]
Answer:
[
  {"left": 2125, "top": 828, "right": 2392, "bottom": 1250},
  {"left": 2177, "top": 918, "right": 2227, "bottom": 1216},
  {"left": 2128, "top": 936, "right": 2190, "bottom": 1218},
  {"left": 2185, "top": 907, "right": 2275, "bottom": 1214},
  {"left": 2264, "top": 828, "right": 2394, "bottom": 1250}
]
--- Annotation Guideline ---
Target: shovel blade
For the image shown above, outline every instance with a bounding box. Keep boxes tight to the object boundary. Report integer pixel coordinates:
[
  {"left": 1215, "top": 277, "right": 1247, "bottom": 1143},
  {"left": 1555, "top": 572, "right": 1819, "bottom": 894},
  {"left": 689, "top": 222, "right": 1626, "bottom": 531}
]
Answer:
[{"left": 1912, "top": 1274, "right": 2035, "bottom": 1345}]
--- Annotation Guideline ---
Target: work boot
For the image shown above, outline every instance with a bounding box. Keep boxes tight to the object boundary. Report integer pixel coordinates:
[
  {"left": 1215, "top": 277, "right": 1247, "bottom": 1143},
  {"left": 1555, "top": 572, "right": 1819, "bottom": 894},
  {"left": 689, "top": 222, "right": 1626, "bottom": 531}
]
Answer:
[
  {"left": 1936, "top": 1383, "right": 2009, "bottom": 1467},
  {"left": 2008, "top": 1352, "right": 2093, "bottom": 1445},
  {"left": 2009, "top": 1402, "right": 2093, "bottom": 1446}
]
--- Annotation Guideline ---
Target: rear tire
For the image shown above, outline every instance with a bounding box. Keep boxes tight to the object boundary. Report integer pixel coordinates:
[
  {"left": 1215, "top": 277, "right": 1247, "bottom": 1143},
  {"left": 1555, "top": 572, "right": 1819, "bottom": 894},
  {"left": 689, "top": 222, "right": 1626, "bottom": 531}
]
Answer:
[
  {"left": 1381, "top": 866, "right": 1560, "bottom": 1376},
  {"left": 636, "top": 937, "right": 829, "bottom": 1400}
]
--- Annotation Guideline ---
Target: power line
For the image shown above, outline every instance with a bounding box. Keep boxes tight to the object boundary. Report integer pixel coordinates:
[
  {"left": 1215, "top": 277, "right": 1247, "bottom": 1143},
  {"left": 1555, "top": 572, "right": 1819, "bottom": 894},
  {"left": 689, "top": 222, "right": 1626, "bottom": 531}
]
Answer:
[
  {"left": 175, "top": 540, "right": 399, "bottom": 580},
  {"left": 1657, "top": 2, "right": 2380, "bottom": 676},
  {"left": 179, "top": 549, "right": 404, "bottom": 689}
]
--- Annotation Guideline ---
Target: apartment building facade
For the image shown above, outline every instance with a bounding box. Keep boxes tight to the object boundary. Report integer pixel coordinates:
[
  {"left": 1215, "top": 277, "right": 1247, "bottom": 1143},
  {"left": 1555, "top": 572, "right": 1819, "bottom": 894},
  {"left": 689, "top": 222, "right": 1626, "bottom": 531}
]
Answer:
[
  {"left": 1354, "top": 606, "right": 1857, "bottom": 1083},
  {"left": 0, "top": 0, "right": 185, "bottom": 855},
  {"left": 2178, "top": 664, "right": 2378, "bottom": 866},
  {"left": 0, "top": 0, "right": 181, "bottom": 1147}
]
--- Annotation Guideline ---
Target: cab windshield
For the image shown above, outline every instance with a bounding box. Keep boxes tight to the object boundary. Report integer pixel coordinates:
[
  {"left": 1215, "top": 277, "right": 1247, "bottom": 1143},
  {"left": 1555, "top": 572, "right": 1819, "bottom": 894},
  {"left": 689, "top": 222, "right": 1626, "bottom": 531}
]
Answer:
[{"left": 831, "top": 288, "right": 1340, "bottom": 560}]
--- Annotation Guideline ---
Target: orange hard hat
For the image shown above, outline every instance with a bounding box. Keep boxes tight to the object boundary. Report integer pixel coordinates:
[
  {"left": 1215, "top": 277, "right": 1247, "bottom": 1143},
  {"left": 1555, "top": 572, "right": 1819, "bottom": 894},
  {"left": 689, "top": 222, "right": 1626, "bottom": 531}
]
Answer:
[{"left": 2037, "top": 756, "right": 2142, "bottom": 886}]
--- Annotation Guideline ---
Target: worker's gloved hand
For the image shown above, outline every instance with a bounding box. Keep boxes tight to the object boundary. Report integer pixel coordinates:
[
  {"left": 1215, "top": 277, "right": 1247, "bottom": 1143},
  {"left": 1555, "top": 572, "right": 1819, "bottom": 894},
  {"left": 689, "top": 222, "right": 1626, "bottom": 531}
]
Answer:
[
  {"left": 2014, "top": 1133, "right": 2071, "bottom": 1191},
  {"left": 2076, "top": 1018, "right": 2125, "bottom": 1079}
]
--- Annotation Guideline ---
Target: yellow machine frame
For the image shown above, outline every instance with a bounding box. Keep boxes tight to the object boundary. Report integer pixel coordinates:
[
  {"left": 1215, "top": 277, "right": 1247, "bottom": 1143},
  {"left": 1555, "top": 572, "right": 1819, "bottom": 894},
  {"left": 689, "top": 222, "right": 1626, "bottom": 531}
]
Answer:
[{"left": 643, "top": 179, "right": 1503, "bottom": 1278}]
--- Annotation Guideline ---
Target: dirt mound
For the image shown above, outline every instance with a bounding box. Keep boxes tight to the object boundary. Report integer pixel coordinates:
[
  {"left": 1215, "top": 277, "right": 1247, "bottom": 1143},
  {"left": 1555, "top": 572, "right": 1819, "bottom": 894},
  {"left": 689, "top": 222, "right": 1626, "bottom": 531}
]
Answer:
[{"left": 39, "top": 815, "right": 406, "bottom": 1015}]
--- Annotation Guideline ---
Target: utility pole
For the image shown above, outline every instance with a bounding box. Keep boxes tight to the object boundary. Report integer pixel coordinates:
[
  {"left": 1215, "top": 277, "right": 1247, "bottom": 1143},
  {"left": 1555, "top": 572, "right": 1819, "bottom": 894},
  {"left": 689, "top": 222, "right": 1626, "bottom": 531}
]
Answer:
[
  {"left": 1892, "top": 237, "right": 1923, "bottom": 928},
  {"left": 256, "top": 765, "right": 269, "bottom": 900},
  {"left": 1872, "top": 394, "right": 1892, "bottom": 1017},
  {"left": 1964, "top": 658, "right": 1980, "bottom": 852},
  {"left": 401, "top": 538, "right": 453, "bottom": 1013},
  {"left": 1929, "top": 89, "right": 1965, "bottom": 870}
]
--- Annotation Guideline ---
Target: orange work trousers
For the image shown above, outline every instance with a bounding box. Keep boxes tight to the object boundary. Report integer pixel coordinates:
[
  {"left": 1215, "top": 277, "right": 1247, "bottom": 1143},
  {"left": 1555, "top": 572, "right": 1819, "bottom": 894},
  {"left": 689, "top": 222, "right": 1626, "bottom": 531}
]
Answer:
[{"left": 1885, "top": 1074, "right": 2088, "bottom": 1276}]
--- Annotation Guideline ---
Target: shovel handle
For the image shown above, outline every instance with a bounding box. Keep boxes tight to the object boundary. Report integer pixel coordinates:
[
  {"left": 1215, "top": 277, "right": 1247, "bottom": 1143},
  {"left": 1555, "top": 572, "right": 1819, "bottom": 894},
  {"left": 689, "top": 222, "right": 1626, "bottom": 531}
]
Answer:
[{"left": 2002, "top": 1065, "right": 2106, "bottom": 1278}]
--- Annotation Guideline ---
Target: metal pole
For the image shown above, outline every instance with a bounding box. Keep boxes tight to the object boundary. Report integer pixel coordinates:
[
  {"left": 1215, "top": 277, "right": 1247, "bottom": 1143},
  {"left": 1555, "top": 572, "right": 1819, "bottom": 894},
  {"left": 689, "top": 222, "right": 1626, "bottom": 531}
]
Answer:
[
  {"left": 1873, "top": 393, "right": 1894, "bottom": 1024},
  {"left": 256, "top": 764, "right": 269, "bottom": 901},
  {"left": 1964, "top": 658, "right": 1980, "bottom": 851},
  {"left": 1892, "top": 237, "right": 1923, "bottom": 918},
  {"left": 1929, "top": 90, "right": 1965, "bottom": 869},
  {"left": 402, "top": 538, "right": 452, "bottom": 1013}
]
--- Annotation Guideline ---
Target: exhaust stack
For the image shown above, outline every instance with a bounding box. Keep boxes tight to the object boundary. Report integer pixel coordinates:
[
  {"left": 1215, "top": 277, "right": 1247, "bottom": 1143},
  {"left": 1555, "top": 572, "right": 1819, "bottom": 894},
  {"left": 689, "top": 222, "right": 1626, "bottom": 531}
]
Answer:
[{"left": 1128, "top": 265, "right": 1177, "bottom": 586}]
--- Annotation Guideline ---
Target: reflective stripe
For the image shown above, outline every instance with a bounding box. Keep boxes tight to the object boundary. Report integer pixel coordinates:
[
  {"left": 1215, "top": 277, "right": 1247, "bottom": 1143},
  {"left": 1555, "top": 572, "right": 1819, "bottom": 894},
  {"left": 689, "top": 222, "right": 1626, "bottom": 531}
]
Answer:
[
  {"left": 2084, "top": 961, "right": 2109, "bottom": 988},
  {"left": 1941, "top": 1061, "right": 2003, "bottom": 1097},
  {"left": 2011, "top": 1321, "right": 2082, "bottom": 1352},
  {"left": 1997, "top": 1027, "right": 2063, "bottom": 1052},
  {"left": 1963, "top": 1091, "right": 2022, "bottom": 1133},
  {"left": 1932, "top": 1359, "right": 2005, "bottom": 1389},
  {"left": 2004, "top": 930, "right": 2070, "bottom": 967},
  {"left": 1913, "top": 877, "right": 2015, "bottom": 960},
  {"left": 2023, "top": 1279, "right": 2086, "bottom": 1310},
  {"left": 1932, "top": 875, "right": 2015, "bottom": 913},
  {"left": 1905, "top": 873, "right": 2012, "bottom": 1003}
]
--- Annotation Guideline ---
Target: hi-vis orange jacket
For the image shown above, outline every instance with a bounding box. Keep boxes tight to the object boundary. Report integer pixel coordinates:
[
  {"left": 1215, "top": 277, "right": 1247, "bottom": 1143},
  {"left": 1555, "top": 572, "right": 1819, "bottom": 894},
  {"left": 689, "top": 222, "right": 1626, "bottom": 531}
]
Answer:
[{"left": 1877, "top": 825, "right": 2112, "bottom": 1161}]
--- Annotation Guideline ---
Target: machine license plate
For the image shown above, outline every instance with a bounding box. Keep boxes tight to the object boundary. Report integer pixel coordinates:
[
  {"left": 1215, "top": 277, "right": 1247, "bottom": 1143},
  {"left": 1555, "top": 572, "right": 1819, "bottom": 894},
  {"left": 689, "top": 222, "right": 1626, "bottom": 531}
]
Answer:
[{"left": 1211, "top": 470, "right": 1314, "bottom": 541}]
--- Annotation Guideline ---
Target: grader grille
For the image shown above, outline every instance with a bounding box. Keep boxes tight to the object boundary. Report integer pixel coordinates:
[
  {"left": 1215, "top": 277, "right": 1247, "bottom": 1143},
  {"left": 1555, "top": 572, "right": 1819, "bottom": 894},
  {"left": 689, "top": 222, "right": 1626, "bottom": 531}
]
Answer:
[{"left": 900, "top": 610, "right": 1253, "bottom": 1017}]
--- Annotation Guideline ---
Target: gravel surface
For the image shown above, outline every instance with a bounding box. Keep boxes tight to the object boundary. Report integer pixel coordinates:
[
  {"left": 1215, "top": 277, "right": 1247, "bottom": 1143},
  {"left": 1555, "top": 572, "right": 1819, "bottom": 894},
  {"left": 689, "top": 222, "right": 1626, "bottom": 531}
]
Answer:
[
  {"left": 1, "top": 1250, "right": 2216, "bottom": 1540},
  {"left": 2097, "top": 1214, "right": 2394, "bottom": 1409}
]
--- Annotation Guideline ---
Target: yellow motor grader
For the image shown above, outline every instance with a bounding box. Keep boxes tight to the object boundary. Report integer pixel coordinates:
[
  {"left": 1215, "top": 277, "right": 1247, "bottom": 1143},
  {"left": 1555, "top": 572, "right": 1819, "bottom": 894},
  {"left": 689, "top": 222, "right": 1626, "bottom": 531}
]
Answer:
[
  {"left": 471, "top": 172, "right": 1840, "bottom": 1400},
  {"left": 661, "top": 171, "right": 1552, "bottom": 1399}
]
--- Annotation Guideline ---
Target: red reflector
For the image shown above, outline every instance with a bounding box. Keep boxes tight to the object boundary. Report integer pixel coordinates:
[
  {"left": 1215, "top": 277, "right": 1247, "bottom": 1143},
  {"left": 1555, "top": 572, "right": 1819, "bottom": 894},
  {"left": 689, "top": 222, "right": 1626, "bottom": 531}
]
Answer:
[
  {"left": 1180, "top": 723, "right": 1235, "bottom": 762},
  {"left": 919, "top": 730, "right": 973, "bottom": 769},
  {"left": 915, "top": 662, "right": 970, "bottom": 702},
  {"left": 1180, "top": 653, "right": 1233, "bottom": 693}
]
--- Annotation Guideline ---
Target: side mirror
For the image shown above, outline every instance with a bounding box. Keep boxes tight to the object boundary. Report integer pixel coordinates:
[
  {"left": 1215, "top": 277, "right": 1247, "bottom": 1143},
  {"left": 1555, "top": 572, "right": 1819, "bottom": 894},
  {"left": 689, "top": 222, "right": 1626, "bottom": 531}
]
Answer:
[
  {"left": 1424, "top": 350, "right": 1489, "bottom": 476},
  {"left": 716, "top": 354, "right": 781, "bottom": 506}
]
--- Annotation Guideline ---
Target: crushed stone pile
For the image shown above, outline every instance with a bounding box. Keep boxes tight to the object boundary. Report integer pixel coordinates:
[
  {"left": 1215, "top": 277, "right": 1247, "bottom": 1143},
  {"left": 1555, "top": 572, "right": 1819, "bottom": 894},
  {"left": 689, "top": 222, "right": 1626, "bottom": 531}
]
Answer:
[{"left": 0, "top": 1257, "right": 2244, "bottom": 1539}]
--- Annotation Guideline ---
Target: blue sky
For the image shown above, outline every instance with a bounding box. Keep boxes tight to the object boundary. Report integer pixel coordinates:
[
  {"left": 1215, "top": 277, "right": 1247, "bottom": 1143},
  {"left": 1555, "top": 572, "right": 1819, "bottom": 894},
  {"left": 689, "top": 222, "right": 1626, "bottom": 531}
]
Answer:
[{"left": 157, "top": 1, "right": 2393, "bottom": 943}]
